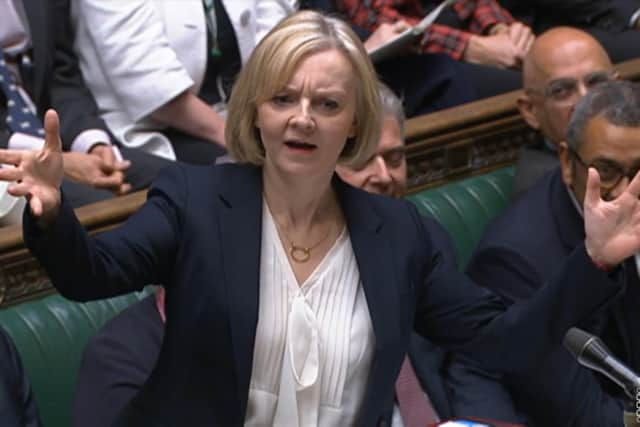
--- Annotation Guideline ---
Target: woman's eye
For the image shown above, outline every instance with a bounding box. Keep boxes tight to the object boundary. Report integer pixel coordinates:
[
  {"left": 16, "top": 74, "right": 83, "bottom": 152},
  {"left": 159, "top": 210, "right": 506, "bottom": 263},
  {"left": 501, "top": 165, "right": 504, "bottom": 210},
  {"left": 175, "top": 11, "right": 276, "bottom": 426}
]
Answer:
[
  {"left": 317, "top": 99, "right": 339, "bottom": 111},
  {"left": 272, "top": 95, "right": 294, "bottom": 106}
]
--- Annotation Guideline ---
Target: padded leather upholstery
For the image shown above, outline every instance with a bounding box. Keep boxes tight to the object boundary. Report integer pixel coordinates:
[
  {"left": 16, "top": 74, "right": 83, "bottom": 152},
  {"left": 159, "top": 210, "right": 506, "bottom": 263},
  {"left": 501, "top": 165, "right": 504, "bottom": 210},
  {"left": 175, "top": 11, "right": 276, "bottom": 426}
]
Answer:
[
  {"left": 407, "top": 167, "right": 515, "bottom": 268},
  {"left": 0, "top": 290, "right": 150, "bottom": 427},
  {"left": 0, "top": 167, "right": 514, "bottom": 427}
]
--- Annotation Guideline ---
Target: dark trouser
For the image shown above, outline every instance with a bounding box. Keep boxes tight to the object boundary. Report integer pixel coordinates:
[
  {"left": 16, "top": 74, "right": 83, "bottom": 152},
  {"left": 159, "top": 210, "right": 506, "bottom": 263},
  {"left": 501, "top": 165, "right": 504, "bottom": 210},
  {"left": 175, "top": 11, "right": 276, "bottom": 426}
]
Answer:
[
  {"left": 164, "top": 129, "right": 227, "bottom": 165},
  {"left": 376, "top": 53, "right": 478, "bottom": 117},
  {"left": 585, "top": 28, "right": 640, "bottom": 64},
  {"left": 454, "top": 61, "right": 522, "bottom": 100}
]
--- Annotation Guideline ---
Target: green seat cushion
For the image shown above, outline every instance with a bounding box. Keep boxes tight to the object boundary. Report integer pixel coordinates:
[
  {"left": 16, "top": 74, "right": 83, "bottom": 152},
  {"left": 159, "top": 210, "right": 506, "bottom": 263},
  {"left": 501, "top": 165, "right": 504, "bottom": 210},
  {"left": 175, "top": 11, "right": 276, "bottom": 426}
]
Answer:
[
  {"left": 0, "top": 289, "right": 151, "bottom": 427},
  {"left": 407, "top": 167, "right": 515, "bottom": 268}
]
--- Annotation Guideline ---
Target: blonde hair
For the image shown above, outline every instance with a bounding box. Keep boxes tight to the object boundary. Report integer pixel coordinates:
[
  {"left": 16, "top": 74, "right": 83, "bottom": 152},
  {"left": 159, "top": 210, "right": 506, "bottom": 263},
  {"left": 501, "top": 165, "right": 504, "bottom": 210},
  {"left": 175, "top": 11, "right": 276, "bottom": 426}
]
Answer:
[{"left": 226, "top": 10, "right": 382, "bottom": 168}]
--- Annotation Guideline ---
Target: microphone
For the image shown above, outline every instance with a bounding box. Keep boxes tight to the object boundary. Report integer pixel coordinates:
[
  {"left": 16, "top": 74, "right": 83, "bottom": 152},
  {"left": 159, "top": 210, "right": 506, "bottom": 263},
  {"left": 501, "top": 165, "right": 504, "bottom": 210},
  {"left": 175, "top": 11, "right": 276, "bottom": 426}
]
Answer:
[{"left": 563, "top": 327, "right": 640, "bottom": 399}]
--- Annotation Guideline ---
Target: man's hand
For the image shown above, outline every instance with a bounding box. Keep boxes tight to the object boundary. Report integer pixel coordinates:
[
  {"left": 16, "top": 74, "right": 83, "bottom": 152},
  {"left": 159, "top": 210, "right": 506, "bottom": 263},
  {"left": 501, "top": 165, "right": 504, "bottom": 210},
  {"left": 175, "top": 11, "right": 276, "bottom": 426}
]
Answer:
[
  {"left": 463, "top": 23, "right": 535, "bottom": 69},
  {"left": 64, "top": 145, "right": 131, "bottom": 195},
  {"left": 364, "top": 21, "right": 411, "bottom": 52},
  {"left": 0, "top": 110, "right": 64, "bottom": 226},
  {"left": 584, "top": 168, "right": 640, "bottom": 268},
  {"left": 507, "top": 22, "right": 535, "bottom": 62}
]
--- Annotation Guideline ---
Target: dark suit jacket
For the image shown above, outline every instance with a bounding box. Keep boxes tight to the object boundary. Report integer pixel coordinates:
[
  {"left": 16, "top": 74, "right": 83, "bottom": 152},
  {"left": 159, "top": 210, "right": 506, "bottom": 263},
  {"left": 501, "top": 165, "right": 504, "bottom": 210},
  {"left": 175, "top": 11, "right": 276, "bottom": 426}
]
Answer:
[
  {"left": 73, "top": 219, "right": 457, "bottom": 427},
  {"left": 500, "top": 0, "right": 640, "bottom": 63},
  {"left": 24, "top": 163, "right": 624, "bottom": 426},
  {"left": 501, "top": 0, "right": 640, "bottom": 33},
  {"left": 511, "top": 139, "right": 559, "bottom": 200},
  {"left": 451, "top": 168, "right": 635, "bottom": 426},
  {"left": 73, "top": 295, "right": 164, "bottom": 427},
  {"left": 0, "top": 327, "right": 41, "bottom": 427}
]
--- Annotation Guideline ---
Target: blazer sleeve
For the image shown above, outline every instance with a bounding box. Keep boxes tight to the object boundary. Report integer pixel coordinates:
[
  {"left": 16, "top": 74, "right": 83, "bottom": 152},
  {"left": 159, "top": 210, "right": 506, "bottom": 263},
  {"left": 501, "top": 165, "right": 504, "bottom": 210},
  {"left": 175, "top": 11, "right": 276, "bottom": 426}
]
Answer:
[
  {"left": 406, "top": 205, "right": 624, "bottom": 375},
  {"left": 73, "top": 0, "right": 194, "bottom": 122},
  {"left": 420, "top": 216, "right": 458, "bottom": 270},
  {"left": 49, "top": 0, "right": 112, "bottom": 151},
  {"left": 462, "top": 244, "right": 627, "bottom": 426},
  {"left": 23, "top": 165, "right": 186, "bottom": 302}
]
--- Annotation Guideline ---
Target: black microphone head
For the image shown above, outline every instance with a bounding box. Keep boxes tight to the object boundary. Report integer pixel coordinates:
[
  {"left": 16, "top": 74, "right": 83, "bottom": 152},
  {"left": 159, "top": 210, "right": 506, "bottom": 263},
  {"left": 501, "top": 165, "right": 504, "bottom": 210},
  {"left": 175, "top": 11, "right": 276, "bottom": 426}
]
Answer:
[
  {"left": 564, "top": 327, "right": 610, "bottom": 367},
  {"left": 564, "top": 327, "right": 595, "bottom": 359},
  {"left": 564, "top": 327, "right": 640, "bottom": 399}
]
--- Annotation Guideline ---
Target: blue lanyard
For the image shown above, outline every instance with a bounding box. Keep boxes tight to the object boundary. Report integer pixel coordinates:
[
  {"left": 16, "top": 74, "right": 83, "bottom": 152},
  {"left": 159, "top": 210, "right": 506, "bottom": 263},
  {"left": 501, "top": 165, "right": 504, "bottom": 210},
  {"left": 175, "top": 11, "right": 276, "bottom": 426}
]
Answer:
[{"left": 203, "top": 0, "right": 222, "bottom": 58}]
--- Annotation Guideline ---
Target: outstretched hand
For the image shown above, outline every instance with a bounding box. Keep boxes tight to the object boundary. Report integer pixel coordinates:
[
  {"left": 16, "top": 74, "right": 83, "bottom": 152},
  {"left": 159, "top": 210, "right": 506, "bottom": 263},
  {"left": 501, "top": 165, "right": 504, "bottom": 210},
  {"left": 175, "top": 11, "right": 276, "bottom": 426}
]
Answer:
[
  {"left": 0, "top": 109, "right": 64, "bottom": 224},
  {"left": 584, "top": 167, "right": 640, "bottom": 268}
]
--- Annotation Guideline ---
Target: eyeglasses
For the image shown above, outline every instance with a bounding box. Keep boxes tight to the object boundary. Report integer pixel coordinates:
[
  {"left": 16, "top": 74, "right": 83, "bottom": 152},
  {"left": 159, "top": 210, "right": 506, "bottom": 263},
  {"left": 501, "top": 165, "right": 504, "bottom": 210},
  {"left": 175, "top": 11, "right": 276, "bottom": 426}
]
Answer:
[
  {"left": 526, "top": 71, "right": 617, "bottom": 103},
  {"left": 570, "top": 148, "right": 640, "bottom": 196}
]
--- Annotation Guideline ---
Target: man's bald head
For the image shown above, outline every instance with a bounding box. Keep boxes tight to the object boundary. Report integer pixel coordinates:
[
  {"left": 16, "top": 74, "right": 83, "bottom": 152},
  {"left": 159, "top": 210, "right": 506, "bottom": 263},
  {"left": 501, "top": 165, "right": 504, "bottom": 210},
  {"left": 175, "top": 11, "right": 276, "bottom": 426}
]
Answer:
[
  {"left": 517, "top": 27, "right": 615, "bottom": 145},
  {"left": 523, "top": 27, "right": 611, "bottom": 89}
]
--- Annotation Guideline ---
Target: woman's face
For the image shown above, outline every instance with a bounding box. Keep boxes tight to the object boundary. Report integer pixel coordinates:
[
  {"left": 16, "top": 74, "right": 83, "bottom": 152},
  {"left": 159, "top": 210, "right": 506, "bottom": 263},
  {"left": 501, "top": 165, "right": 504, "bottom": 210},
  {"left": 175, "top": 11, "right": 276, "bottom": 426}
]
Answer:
[{"left": 255, "top": 48, "right": 358, "bottom": 181}]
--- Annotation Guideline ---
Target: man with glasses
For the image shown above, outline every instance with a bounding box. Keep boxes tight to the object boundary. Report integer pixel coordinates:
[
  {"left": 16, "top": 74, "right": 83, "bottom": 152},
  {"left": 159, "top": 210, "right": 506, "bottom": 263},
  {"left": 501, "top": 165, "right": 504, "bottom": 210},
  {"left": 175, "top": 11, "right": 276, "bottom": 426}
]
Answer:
[
  {"left": 447, "top": 80, "right": 640, "bottom": 426},
  {"left": 511, "top": 26, "right": 617, "bottom": 197}
]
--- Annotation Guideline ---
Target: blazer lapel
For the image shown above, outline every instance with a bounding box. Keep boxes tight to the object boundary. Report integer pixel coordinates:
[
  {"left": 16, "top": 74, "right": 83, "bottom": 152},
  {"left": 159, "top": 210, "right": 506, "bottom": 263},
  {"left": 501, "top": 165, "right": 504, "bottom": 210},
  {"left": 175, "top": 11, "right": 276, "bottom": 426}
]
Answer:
[
  {"left": 217, "top": 165, "right": 263, "bottom": 419},
  {"left": 337, "top": 180, "right": 403, "bottom": 423}
]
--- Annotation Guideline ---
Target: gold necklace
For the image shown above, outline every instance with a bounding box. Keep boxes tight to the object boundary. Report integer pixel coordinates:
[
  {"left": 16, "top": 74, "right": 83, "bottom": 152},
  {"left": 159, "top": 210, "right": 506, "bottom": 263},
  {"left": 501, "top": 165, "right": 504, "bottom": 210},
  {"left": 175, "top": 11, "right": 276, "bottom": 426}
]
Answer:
[
  {"left": 275, "top": 219, "right": 332, "bottom": 263},
  {"left": 263, "top": 195, "right": 334, "bottom": 263}
]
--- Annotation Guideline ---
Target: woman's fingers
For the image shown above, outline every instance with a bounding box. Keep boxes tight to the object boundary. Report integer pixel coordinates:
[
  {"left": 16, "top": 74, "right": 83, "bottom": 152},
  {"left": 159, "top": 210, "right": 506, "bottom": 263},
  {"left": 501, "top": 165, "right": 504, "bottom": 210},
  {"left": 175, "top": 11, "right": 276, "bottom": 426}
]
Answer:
[
  {"left": 7, "top": 182, "right": 31, "bottom": 198},
  {"left": 0, "top": 150, "right": 25, "bottom": 166},
  {"left": 0, "top": 167, "right": 22, "bottom": 182},
  {"left": 43, "top": 109, "right": 63, "bottom": 154}
]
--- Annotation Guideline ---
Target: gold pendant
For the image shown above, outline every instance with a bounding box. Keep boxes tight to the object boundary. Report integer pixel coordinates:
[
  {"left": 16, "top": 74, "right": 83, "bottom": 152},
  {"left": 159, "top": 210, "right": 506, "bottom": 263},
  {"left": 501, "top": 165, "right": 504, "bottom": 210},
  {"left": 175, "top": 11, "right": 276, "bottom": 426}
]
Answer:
[{"left": 290, "top": 245, "right": 311, "bottom": 263}]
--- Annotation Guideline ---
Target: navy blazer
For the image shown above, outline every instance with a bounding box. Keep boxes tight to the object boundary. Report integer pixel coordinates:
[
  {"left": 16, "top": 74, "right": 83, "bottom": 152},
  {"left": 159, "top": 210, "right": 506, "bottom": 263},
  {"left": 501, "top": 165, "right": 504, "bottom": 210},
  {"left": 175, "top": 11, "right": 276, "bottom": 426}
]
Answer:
[
  {"left": 451, "top": 169, "right": 636, "bottom": 426},
  {"left": 25, "top": 163, "right": 624, "bottom": 426},
  {"left": 73, "top": 219, "right": 456, "bottom": 427}
]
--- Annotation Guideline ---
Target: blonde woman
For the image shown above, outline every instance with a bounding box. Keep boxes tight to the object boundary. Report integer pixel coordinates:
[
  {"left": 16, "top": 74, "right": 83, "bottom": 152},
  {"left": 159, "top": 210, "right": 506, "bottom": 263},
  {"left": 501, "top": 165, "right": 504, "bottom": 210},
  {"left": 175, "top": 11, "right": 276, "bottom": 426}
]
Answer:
[{"left": 6, "top": 11, "right": 640, "bottom": 427}]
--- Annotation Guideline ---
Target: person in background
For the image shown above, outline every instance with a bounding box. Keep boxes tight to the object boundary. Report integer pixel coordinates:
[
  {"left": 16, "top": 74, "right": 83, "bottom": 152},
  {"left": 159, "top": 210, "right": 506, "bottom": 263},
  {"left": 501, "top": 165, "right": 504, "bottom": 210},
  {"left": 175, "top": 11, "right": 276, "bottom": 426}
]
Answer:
[
  {"left": 7, "top": 11, "right": 640, "bottom": 426},
  {"left": 305, "top": 0, "right": 535, "bottom": 99},
  {"left": 499, "top": 0, "right": 640, "bottom": 64},
  {"left": 300, "top": 0, "right": 481, "bottom": 116},
  {"left": 448, "top": 80, "right": 640, "bottom": 426},
  {"left": 0, "top": 0, "right": 169, "bottom": 214},
  {"left": 70, "top": 0, "right": 296, "bottom": 164},
  {"left": 510, "top": 27, "right": 617, "bottom": 198}
]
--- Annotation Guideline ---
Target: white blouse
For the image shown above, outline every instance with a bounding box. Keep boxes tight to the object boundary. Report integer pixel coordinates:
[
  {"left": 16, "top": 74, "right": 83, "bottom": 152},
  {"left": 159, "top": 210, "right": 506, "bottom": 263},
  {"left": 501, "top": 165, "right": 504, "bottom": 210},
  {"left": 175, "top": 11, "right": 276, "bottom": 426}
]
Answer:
[{"left": 244, "top": 202, "right": 375, "bottom": 426}]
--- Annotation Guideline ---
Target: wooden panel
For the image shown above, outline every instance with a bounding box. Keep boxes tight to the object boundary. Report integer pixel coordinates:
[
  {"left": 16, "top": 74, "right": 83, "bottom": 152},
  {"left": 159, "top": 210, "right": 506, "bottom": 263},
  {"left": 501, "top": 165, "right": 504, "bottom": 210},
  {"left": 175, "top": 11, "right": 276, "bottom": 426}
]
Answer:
[{"left": 0, "top": 191, "right": 146, "bottom": 307}]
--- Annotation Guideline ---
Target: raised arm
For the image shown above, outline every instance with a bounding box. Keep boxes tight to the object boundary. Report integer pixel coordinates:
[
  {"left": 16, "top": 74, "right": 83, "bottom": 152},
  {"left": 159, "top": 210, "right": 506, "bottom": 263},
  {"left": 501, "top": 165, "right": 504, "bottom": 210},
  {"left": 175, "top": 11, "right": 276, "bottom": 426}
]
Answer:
[
  {"left": 0, "top": 110, "right": 179, "bottom": 301},
  {"left": 413, "top": 168, "right": 640, "bottom": 372}
]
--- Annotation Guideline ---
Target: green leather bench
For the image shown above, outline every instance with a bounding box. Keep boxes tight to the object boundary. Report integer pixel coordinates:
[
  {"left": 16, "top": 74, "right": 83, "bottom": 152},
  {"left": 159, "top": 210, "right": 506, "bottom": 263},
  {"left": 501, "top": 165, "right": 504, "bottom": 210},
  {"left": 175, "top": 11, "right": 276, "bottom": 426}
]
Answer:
[
  {"left": 0, "top": 290, "right": 151, "bottom": 427},
  {"left": 0, "top": 166, "right": 514, "bottom": 427},
  {"left": 407, "top": 167, "right": 515, "bottom": 268}
]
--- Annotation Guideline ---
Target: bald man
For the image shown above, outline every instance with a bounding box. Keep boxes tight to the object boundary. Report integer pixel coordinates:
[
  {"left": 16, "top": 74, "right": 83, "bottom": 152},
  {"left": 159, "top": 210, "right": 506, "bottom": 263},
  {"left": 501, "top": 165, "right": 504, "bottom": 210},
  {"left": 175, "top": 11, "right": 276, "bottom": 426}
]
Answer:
[{"left": 511, "top": 27, "right": 617, "bottom": 197}]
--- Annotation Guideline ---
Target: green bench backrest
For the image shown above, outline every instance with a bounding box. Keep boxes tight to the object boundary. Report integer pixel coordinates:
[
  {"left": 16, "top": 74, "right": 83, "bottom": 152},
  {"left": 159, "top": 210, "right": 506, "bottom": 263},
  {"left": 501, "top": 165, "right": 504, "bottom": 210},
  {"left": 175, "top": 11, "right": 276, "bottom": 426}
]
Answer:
[
  {"left": 0, "top": 290, "right": 150, "bottom": 427},
  {"left": 407, "top": 167, "right": 515, "bottom": 268}
]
